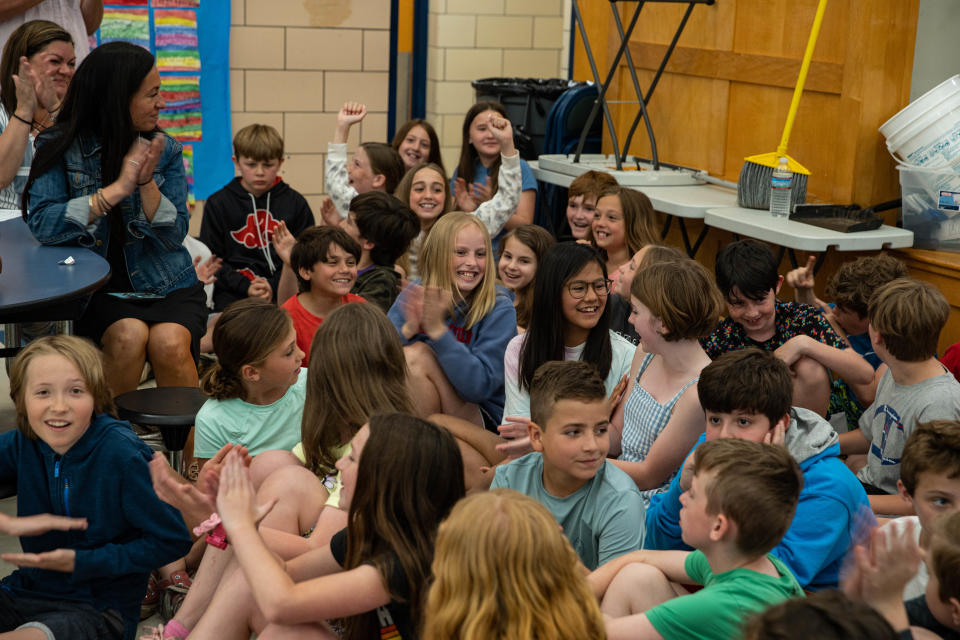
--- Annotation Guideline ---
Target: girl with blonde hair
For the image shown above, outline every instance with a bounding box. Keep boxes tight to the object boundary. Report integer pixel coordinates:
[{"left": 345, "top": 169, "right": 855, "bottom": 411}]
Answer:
[
  {"left": 389, "top": 211, "right": 517, "bottom": 429},
  {"left": 423, "top": 489, "right": 607, "bottom": 640}
]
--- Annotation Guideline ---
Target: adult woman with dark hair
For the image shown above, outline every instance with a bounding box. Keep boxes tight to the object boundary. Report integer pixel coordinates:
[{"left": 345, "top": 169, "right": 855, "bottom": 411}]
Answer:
[
  {"left": 23, "top": 41, "right": 205, "bottom": 396},
  {"left": 500, "top": 242, "right": 635, "bottom": 452},
  {"left": 0, "top": 19, "right": 74, "bottom": 216}
]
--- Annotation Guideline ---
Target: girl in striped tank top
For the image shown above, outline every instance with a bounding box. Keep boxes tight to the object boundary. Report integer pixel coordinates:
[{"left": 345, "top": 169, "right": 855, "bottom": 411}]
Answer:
[{"left": 612, "top": 257, "right": 723, "bottom": 502}]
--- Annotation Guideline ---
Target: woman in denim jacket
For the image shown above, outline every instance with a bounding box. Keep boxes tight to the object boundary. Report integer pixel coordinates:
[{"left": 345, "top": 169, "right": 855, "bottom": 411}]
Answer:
[{"left": 22, "top": 42, "right": 205, "bottom": 396}]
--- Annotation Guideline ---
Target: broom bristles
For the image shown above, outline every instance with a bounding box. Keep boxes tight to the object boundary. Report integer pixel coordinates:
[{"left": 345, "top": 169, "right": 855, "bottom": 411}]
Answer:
[{"left": 738, "top": 160, "right": 809, "bottom": 210}]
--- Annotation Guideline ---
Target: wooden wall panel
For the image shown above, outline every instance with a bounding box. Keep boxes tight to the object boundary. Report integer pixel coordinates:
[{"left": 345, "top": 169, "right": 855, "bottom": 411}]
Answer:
[{"left": 572, "top": 0, "right": 920, "bottom": 208}]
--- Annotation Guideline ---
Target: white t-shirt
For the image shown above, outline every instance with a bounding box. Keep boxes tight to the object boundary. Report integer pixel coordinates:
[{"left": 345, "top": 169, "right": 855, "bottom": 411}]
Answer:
[
  {"left": 503, "top": 330, "right": 636, "bottom": 420},
  {"left": 0, "top": 0, "right": 91, "bottom": 66}
]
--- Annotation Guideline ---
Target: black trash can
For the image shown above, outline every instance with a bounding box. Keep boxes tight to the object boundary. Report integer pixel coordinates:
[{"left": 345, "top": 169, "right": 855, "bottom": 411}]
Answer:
[{"left": 472, "top": 77, "right": 574, "bottom": 160}]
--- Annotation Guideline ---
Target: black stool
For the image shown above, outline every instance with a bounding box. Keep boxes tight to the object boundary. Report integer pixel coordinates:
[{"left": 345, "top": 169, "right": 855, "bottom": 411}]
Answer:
[{"left": 115, "top": 387, "right": 207, "bottom": 475}]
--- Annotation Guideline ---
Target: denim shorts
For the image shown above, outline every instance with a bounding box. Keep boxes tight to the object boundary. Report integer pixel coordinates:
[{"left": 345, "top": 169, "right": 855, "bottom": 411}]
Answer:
[{"left": 0, "top": 589, "right": 123, "bottom": 640}]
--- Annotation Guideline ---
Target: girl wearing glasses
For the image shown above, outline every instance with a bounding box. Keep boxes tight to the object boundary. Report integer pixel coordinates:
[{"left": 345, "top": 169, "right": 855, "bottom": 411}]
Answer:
[{"left": 500, "top": 242, "right": 636, "bottom": 452}]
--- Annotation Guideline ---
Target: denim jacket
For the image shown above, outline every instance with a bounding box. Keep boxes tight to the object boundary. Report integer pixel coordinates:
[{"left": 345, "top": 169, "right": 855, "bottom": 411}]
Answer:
[{"left": 26, "top": 131, "right": 197, "bottom": 295}]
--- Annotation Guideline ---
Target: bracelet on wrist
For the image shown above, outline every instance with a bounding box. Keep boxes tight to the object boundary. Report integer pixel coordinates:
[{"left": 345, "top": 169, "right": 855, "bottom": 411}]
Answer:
[
  {"left": 137, "top": 178, "right": 153, "bottom": 186},
  {"left": 205, "top": 522, "right": 229, "bottom": 550},
  {"left": 11, "top": 113, "right": 31, "bottom": 127}
]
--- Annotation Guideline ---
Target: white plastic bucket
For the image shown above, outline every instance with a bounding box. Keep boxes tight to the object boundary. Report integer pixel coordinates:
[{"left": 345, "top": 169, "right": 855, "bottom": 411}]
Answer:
[
  {"left": 898, "top": 164, "right": 960, "bottom": 251},
  {"left": 881, "top": 75, "right": 960, "bottom": 168}
]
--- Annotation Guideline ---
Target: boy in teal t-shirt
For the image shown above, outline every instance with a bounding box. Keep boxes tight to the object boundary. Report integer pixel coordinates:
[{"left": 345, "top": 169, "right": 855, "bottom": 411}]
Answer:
[
  {"left": 590, "top": 438, "right": 805, "bottom": 640},
  {"left": 491, "top": 360, "right": 645, "bottom": 570}
]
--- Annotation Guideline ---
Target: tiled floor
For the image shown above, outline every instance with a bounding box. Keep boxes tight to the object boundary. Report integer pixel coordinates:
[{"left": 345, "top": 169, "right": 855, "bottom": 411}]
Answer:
[{"left": 0, "top": 362, "right": 165, "bottom": 635}]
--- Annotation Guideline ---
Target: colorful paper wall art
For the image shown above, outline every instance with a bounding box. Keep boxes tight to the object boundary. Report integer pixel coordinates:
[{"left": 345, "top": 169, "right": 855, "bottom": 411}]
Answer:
[{"left": 97, "top": 1, "right": 233, "bottom": 201}]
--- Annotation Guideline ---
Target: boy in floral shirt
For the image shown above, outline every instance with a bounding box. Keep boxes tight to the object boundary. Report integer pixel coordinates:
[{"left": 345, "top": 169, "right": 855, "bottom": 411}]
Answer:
[{"left": 700, "top": 239, "right": 874, "bottom": 417}]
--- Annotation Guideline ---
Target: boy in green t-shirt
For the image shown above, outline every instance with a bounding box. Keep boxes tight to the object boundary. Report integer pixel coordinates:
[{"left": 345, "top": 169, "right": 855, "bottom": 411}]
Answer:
[{"left": 589, "top": 438, "right": 805, "bottom": 640}]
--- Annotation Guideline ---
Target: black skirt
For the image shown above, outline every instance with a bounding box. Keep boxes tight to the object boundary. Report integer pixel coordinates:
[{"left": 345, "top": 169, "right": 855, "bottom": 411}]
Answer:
[{"left": 77, "top": 281, "right": 208, "bottom": 362}]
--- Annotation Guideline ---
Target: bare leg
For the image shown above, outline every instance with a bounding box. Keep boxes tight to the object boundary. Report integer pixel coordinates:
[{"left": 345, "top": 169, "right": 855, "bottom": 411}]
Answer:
[
  {"left": 147, "top": 322, "right": 199, "bottom": 388},
  {"left": 101, "top": 318, "right": 149, "bottom": 396},
  {"left": 404, "top": 342, "right": 483, "bottom": 426},
  {"left": 249, "top": 450, "right": 303, "bottom": 489},
  {"left": 185, "top": 561, "right": 257, "bottom": 640},
  {"left": 258, "top": 465, "right": 329, "bottom": 536},
  {"left": 791, "top": 355, "right": 831, "bottom": 417},
  {"left": 601, "top": 563, "right": 679, "bottom": 618},
  {"left": 167, "top": 544, "right": 234, "bottom": 632},
  {"left": 258, "top": 622, "right": 337, "bottom": 639}
]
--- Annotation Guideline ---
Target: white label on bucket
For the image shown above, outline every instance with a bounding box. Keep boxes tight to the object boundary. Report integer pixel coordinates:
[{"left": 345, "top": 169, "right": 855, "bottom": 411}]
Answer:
[{"left": 939, "top": 190, "right": 960, "bottom": 211}]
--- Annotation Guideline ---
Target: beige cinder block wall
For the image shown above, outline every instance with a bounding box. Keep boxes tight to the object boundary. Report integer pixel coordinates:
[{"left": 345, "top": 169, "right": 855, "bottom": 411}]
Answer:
[
  {"left": 191, "top": 0, "right": 391, "bottom": 233},
  {"left": 426, "top": 0, "right": 565, "bottom": 172}
]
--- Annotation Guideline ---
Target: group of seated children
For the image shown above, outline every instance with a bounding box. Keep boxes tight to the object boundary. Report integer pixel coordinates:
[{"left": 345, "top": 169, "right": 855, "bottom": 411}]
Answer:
[{"left": 5, "top": 100, "right": 960, "bottom": 640}]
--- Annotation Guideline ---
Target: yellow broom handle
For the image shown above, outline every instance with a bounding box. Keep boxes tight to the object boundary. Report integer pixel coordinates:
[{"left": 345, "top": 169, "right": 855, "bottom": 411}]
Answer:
[{"left": 777, "top": 0, "right": 828, "bottom": 156}]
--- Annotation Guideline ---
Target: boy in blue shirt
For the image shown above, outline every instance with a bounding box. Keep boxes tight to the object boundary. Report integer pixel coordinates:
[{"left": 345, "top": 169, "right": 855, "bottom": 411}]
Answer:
[
  {"left": 645, "top": 348, "right": 871, "bottom": 590},
  {"left": 590, "top": 438, "right": 805, "bottom": 640},
  {"left": 491, "top": 360, "right": 645, "bottom": 570}
]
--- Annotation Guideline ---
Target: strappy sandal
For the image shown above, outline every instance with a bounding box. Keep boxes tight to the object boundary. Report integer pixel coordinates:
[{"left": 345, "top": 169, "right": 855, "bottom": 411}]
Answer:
[{"left": 161, "top": 570, "right": 193, "bottom": 622}]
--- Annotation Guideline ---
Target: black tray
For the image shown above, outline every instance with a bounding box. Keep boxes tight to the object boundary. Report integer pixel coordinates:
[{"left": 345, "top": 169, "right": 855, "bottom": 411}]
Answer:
[{"left": 789, "top": 199, "right": 900, "bottom": 233}]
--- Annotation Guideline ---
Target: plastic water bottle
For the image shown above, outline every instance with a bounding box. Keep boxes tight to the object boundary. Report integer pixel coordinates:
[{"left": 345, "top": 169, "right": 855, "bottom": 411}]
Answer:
[{"left": 770, "top": 156, "right": 793, "bottom": 217}]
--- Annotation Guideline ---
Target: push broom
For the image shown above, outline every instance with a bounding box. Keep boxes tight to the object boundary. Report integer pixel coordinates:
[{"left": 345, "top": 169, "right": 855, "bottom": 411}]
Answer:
[{"left": 738, "top": 0, "right": 828, "bottom": 209}]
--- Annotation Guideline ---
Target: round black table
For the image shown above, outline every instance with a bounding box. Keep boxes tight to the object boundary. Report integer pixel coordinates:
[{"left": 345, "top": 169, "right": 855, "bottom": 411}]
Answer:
[
  {"left": 0, "top": 217, "right": 110, "bottom": 356},
  {"left": 115, "top": 386, "right": 208, "bottom": 474}
]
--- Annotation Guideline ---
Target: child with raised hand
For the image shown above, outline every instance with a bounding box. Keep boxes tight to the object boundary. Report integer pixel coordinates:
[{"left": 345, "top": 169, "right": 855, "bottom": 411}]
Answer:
[
  {"left": 324, "top": 101, "right": 405, "bottom": 221},
  {"left": 194, "top": 298, "right": 306, "bottom": 468},
  {"left": 839, "top": 278, "right": 960, "bottom": 515},
  {"left": 452, "top": 101, "right": 537, "bottom": 247},
  {"left": 644, "top": 348, "right": 872, "bottom": 591},
  {"left": 492, "top": 360, "right": 645, "bottom": 570},
  {"left": 593, "top": 184, "right": 659, "bottom": 277},
  {"left": 389, "top": 211, "right": 517, "bottom": 428},
  {"left": 612, "top": 259, "right": 721, "bottom": 500},
  {"left": 702, "top": 239, "right": 875, "bottom": 417},
  {"left": 422, "top": 489, "right": 607, "bottom": 640},
  {"left": 591, "top": 438, "right": 805, "bottom": 640},
  {"left": 500, "top": 242, "right": 634, "bottom": 454},
  {"left": 396, "top": 112, "right": 523, "bottom": 279},
  {"left": 337, "top": 191, "right": 419, "bottom": 312},
  {"left": 786, "top": 253, "right": 909, "bottom": 428},
  {"left": 274, "top": 225, "right": 367, "bottom": 365},
  {"left": 497, "top": 224, "right": 554, "bottom": 332},
  {"left": 186, "top": 413, "right": 465, "bottom": 639},
  {"left": 566, "top": 169, "right": 618, "bottom": 241},
  {"left": 199, "top": 123, "right": 314, "bottom": 312},
  {"left": 0, "top": 335, "right": 191, "bottom": 640},
  {"left": 390, "top": 117, "right": 444, "bottom": 171}
]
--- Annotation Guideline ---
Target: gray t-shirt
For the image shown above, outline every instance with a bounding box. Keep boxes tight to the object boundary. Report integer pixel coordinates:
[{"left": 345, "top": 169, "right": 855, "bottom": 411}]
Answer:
[
  {"left": 491, "top": 453, "right": 646, "bottom": 570},
  {"left": 857, "top": 368, "right": 960, "bottom": 494}
]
